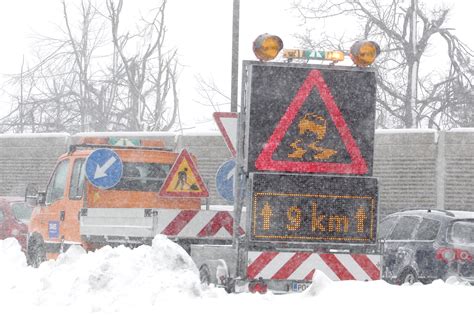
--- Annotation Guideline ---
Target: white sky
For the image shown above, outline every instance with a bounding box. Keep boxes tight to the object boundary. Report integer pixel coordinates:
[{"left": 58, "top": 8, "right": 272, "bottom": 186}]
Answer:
[{"left": 0, "top": 0, "right": 472, "bottom": 130}]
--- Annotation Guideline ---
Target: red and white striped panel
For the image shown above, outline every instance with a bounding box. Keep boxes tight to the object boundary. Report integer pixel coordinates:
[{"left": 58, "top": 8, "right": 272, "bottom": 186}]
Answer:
[
  {"left": 156, "top": 210, "right": 245, "bottom": 239},
  {"left": 247, "top": 251, "right": 380, "bottom": 281}
]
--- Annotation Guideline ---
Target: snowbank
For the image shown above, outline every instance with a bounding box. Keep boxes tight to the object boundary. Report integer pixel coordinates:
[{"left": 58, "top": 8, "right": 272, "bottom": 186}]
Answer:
[
  {"left": 0, "top": 238, "right": 28, "bottom": 287},
  {"left": 0, "top": 235, "right": 203, "bottom": 314},
  {"left": 0, "top": 236, "right": 473, "bottom": 316}
]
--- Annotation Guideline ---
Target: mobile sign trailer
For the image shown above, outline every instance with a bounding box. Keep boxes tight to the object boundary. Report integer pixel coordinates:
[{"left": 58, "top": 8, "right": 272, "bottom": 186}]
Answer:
[{"left": 190, "top": 61, "right": 381, "bottom": 293}]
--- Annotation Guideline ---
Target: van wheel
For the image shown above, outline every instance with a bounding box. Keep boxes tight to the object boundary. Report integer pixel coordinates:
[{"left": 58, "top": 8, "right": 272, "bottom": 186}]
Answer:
[
  {"left": 27, "top": 232, "right": 47, "bottom": 268},
  {"left": 199, "top": 265, "right": 211, "bottom": 285},
  {"left": 397, "top": 268, "right": 418, "bottom": 285}
]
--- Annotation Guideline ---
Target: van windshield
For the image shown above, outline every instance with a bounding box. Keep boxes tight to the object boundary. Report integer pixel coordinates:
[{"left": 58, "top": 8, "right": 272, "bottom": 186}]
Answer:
[
  {"left": 449, "top": 220, "right": 474, "bottom": 245},
  {"left": 112, "top": 162, "right": 172, "bottom": 192}
]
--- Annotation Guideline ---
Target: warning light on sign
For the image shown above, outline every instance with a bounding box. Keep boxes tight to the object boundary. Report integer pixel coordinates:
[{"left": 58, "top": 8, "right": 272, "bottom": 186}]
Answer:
[
  {"left": 253, "top": 34, "right": 283, "bottom": 61},
  {"left": 350, "top": 40, "right": 380, "bottom": 67},
  {"left": 325, "top": 50, "right": 345, "bottom": 62},
  {"left": 283, "top": 49, "right": 344, "bottom": 62}
]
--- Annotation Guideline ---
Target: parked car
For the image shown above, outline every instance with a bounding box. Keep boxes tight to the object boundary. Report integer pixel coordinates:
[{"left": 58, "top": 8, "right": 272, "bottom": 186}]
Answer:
[
  {"left": 379, "top": 209, "right": 474, "bottom": 285},
  {"left": 0, "top": 197, "right": 33, "bottom": 251}
]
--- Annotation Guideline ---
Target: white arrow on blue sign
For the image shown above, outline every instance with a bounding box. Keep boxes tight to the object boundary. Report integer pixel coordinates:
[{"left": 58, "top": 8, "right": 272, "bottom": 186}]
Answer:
[
  {"left": 215, "top": 159, "right": 236, "bottom": 203},
  {"left": 85, "top": 148, "right": 123, "bottom": 189}
]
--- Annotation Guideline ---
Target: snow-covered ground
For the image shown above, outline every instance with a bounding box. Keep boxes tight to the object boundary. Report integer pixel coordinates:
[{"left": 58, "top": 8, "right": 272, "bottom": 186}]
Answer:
[{"left": 1, "top": 237, "right": 472, "bottom": 316}]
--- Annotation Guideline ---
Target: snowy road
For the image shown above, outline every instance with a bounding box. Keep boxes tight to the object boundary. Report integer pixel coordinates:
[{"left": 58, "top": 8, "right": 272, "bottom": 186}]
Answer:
[{"left": 1, "top": 237, "right": 472, "bottom": 316}]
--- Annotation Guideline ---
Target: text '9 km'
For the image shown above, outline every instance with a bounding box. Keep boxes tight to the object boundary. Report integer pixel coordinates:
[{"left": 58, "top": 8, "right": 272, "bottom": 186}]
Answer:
[{"left": 252, "top": 193, "right": 376, "bottom": 243}]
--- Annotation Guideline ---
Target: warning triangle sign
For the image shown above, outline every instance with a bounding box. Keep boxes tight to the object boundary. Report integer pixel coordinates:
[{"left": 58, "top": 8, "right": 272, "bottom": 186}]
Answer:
[
  {"left": 213, "top": 112, "right": 238, "bottom": 157},
  {"left": 255, "top": 69, "right": 368, "bottom": 175},
  {"left": 159, "top": 149, "right": 209, "bottom": 197}
]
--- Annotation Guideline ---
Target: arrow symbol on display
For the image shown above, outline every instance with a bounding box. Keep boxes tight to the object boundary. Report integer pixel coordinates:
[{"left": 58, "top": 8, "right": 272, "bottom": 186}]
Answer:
[{"left": 94, "top": 157, "right": 117, "bottom": 179}]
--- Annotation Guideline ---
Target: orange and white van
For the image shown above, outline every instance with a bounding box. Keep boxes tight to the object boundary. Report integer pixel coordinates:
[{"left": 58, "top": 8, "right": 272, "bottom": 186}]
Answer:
[{"left": 26, "top": 137, "right": 209, "bottom": 266}]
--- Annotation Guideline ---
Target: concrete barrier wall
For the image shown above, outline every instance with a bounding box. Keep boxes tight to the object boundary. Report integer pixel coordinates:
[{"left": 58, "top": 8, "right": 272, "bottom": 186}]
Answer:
[
  {"left": 1, "top": 130, "right": 474, "bottom": 217},
  {"left": 373, "top": 130, "right": 438, "bottom": 217},
  {"left": 0, "top": 133, "right": 69, "bottom": 196},
  {"left": 442, "top": 129, "right": 474, "bottom": 210}
]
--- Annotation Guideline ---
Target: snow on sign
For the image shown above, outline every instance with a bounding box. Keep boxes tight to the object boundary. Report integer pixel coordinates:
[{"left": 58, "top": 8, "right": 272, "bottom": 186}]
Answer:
[
  {"left": 249, "top": 173, "right": 378, "bottom": 244},
  {"left": 244, "top": 63, "right": 376, "bottom": 175},
  {"left": 158, "top": 149, "right": 209, "bottom": 198},
  {"left": 213, "top": 112, "right": 238, "bottom": 157},
  {"left": 85, "top": 148, "right": 123, "bottom": 189}
]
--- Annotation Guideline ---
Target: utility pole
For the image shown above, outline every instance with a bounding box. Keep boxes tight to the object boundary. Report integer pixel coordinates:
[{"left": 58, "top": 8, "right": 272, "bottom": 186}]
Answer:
[
  {"left": 231, "top": 0, "right": 242, "bottom": 248},
  {"left": 230, "top": 0, "right": 240, "bottom": 112},
  {"left": 410, "top": 0, "right": 418, "bottom": 128}
]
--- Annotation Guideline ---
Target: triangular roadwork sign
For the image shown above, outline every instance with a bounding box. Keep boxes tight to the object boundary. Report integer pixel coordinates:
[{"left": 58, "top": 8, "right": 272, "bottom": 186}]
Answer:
[
  {"left": 159, "top": 149, "right": 209, "bottom": 197},
  {"left": 255, "top": 69, "right": 368, "bottom": 175}
]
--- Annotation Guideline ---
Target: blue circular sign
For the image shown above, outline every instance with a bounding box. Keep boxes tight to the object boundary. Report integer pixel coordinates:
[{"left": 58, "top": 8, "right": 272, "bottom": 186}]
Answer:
[
  {"left": 215, "top": 159, "right": 236, "bottom": 203},
  {"left": 85, "top": 148, "right": 123, "bottom": 189}
]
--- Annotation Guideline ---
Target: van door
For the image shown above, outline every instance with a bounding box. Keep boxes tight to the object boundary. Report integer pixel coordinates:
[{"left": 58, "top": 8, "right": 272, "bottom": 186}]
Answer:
[
  {"left": 64, "top": 158, "right": 86, "bottom": 244},
  {"left": 37, "top": 159, "right": 70, "bottom": 257}
]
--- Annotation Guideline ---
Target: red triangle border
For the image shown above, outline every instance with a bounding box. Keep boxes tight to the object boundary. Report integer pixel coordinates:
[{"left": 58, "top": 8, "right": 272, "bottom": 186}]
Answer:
[
  {"left": 213, "top": 112, "right": 238, "bottom": 157},
  {"left": 158, "top": 149, "right": 209, "bottom": 197},
  {"left": 254, "top": 69, "right": 368, "bottom": 175}
]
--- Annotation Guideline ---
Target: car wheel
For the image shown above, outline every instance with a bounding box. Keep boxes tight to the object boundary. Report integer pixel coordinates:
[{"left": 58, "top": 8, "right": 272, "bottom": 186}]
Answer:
[
  {"left": 397, "top": 268, "right": 418, "bottom": 285},
  {"left": 27, "top": 232, "right": 47, "bottom": 268},
  {"left": 199, "top": 265, "right": 211, "bottom": 285}
]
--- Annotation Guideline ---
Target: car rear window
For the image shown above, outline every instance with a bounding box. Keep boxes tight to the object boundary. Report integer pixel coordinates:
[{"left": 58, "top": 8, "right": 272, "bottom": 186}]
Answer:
[
  {"left": 449, "top": 220, "right": 474, "bottom": 245},
  {"left": 112, "top": 162, "right": 172, "bottom": 192},
  {"left": 388, "top": 216, "right": 419, "bottom": 240},
  {"left": 415, "top": 218, "right": 440, "bottom": 240},
  {"left": 378, "top": 216, "right": 397, "bottom": 239}
]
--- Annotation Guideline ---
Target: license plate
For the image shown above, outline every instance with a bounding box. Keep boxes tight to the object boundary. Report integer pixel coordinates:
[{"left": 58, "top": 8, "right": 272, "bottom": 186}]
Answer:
[{"left": 291, "top": 282, "right": 311, "bottom": 292}]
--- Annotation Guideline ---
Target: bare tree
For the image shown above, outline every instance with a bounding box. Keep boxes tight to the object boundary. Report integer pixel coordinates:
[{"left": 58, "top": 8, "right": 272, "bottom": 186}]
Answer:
[
  {"left": 1, "top": 0, "right": 112, "bottom": 133},
  {"left": 107, "top": 0, "right": 179, "bottom": 131},
  {"left": 0, "top": 0, "right": 180, "bottom": 133},
  {"left": 194, "top": 74, "right": 231, "bottom": 113},
  {"left": 293, "top": 0, "right": 474, "bottom": 129}
]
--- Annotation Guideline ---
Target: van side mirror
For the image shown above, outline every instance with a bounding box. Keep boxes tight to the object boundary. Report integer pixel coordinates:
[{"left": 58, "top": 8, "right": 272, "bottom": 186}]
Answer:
[
  {"left": 25, "top": 183, "right": 39, "bottom": 206},
  {"left": 25, "top": 183, "right": 46, "bottom": 206},
  {"left": 38, "top": 192, "right": 46, "bottom": 206}
]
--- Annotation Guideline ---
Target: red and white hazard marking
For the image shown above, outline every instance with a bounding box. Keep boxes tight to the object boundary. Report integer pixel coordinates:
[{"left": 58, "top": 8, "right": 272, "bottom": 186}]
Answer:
[
  {"left": 247, "top": 251, "right": 380, "bottom": 281},
  {"left": 157, "top": 210, "right": 245, "bottom": 239},
  {"left": 81, "top": 208, "right": 245, "bottom": 240}
]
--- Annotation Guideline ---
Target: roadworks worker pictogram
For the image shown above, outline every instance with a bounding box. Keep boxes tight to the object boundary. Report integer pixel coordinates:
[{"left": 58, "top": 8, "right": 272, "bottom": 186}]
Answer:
[
  {"left": 174, "top": 167, "right": 199, "bottom": 191},
  {"left": 159, "top": 149, "right": 209, "bottom": 198},
  {"left": 287, "top": 112, "right": 337, "bottom": 161}
]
